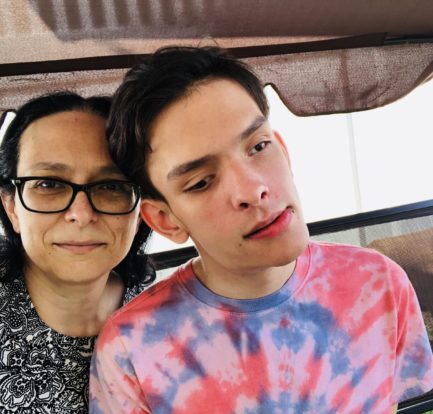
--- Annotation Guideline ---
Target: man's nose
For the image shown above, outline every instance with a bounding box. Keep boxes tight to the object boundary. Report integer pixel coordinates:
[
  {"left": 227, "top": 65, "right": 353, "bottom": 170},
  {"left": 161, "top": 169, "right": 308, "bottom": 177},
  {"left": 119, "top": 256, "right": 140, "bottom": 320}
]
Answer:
[
  {"left": 228, "top": 163, "right": 269, "bottom": 210},
  {"left": 63, "top": 191, "right": 98, "bottom": 226}
]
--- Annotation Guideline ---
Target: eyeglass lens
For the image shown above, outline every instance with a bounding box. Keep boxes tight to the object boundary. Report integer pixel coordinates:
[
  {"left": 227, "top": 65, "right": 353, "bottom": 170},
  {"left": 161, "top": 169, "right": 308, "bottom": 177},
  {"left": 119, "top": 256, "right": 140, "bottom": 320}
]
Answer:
[{"left": 20, "top": 179, "right": 138, "bottom": 214}]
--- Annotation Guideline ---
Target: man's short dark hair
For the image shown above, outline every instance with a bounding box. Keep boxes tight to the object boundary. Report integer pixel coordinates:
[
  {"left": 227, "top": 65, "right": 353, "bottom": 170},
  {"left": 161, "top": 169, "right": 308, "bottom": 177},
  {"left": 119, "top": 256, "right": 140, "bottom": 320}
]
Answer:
[{"left": 108, "top": 46, "right": 269, "bottom": 201}]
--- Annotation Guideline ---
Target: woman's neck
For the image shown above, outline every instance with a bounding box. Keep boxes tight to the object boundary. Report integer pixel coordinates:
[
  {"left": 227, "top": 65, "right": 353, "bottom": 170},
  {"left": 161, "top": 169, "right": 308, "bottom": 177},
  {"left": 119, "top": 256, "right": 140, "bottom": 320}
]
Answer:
[{"left": 25, "top": 269, "right": 125, "bottom": 337}]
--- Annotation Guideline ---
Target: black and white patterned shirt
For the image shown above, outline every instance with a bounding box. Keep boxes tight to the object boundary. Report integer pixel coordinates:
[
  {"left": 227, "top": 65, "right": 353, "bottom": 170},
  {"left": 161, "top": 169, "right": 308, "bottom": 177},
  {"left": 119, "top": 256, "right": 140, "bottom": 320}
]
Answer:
[{"left": 0, "top": 276, "right": 146, "bottom": 413}]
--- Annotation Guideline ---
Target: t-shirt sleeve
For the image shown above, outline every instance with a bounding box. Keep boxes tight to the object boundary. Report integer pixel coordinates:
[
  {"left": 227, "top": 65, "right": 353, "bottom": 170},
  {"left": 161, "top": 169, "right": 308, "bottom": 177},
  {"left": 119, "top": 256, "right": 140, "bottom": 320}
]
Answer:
[
  {"left": 89, "top": 319, "right": 150, "bottom": 414},
  {"left": 389, "top": 258, "right": 433, "bottom": 403}
]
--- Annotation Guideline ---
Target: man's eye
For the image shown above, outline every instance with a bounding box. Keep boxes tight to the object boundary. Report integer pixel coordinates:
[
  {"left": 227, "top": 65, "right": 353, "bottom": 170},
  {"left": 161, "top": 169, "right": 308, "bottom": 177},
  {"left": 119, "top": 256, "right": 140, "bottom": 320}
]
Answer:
[
  {"left": 249, "top": 140, "right": 270, "bottom": 155},
  {"left": 184, "top": 177, "right": 212, "bottom": 192}
]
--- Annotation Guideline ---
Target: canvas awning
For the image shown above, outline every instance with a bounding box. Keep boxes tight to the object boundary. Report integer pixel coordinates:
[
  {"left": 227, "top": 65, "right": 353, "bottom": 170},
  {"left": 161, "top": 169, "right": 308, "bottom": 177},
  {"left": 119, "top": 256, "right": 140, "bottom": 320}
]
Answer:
[{"left": 1, "top": 0, "right": 433, "bottom": 116}]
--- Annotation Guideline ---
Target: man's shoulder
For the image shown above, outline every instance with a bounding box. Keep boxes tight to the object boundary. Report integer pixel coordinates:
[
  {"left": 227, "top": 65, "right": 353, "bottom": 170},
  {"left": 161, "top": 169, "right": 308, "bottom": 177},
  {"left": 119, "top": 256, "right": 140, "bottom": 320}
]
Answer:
[
  {"left": 95, "top": 262, "right": 198, "bottom": 351},
  {"left": 308, "top": 240, "right": 406, "bottom": 285},
  {"left": 107, "top": 262, "right": 192, "bottom": 326},
  {"left": 311, "top": 239, "right": 396, "bottom": 262}
]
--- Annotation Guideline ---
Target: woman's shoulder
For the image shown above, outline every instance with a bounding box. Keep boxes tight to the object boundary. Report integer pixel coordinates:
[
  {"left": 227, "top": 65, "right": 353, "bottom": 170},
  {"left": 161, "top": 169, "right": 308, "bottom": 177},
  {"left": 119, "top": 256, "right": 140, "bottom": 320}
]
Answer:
[
  {"left": 123, "top": 280, "right": 148, "bottom": 305},
  {"left": 0, "top": 276, "right": 26, "bottom": 309},
  {"left": 0, "top": 276, "right": 45, "bottom": 344},
  {"left": 122, "top": 267, "right": 159, "bottom": 306},
  {"left": 0, "top": 276, "right": 94, "bottom": 413}
]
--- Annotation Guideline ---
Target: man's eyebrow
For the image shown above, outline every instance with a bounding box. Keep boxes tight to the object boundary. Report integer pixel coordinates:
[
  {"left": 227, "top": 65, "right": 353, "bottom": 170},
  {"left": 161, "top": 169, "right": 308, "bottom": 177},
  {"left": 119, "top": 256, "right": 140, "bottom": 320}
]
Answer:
[
  {"left": 167, "top": 155, "right": 215, "bottom": 181},
  {"left": 166, "top": 115, "right": 268, "bottom": 181},
  {"left": 240, "top": 115, "right": 268, "bottom": 140}
]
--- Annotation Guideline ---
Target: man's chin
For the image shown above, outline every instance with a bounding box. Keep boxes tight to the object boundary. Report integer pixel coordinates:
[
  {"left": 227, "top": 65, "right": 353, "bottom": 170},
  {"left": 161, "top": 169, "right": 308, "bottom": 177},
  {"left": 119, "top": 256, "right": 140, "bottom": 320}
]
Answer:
[{"left": 276, "top": 231, "right": 310, "bottom": 266}]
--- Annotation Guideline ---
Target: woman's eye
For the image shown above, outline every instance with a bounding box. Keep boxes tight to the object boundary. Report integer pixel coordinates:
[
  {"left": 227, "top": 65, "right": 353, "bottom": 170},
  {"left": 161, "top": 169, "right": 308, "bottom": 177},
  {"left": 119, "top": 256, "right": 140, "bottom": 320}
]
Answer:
[
  {"left": 34, "top": 180, "right": 62, "bottom": 189},
  {"left": 249, "top": 140, "right": 270, "bottom": 155},
  {"left": 184, "top": 177, "right": 212, "bottom": 193},
  {"left": 99, "top": 182, "right": 121, "bottom": 191}
]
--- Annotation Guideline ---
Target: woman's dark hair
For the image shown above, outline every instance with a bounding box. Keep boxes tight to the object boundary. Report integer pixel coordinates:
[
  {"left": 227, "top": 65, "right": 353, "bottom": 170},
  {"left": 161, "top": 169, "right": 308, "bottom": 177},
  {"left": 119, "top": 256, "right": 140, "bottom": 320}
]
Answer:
[
  {"left": 108, "top": 46, "right": 269, "bottom": 201},
  {"left": 0, "top": 91, "right": 155, "bottom": 286}
]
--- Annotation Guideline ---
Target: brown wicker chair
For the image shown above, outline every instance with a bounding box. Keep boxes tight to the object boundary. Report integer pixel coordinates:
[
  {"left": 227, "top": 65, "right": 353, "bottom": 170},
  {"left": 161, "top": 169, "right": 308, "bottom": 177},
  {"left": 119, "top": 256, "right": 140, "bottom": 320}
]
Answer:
[{"left": 368, "top": 227, "right": 433, "bottom": 348}]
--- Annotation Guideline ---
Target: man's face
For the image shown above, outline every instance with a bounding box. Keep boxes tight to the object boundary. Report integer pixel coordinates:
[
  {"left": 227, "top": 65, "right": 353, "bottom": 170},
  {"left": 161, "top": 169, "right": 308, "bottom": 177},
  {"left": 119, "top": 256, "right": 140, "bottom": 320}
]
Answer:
[{"left": 144, "top": 78, "right": 309, "bottom": 274}]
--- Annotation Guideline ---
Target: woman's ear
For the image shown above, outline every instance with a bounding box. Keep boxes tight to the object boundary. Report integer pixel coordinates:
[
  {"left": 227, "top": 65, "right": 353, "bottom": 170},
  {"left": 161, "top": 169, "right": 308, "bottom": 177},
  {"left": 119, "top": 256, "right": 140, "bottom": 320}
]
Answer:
[
  {"left": 0, "top": 191, "right": 20, "bottom": 233},
  {"left": 140, "top": 199, "right": 189, "bottom": 244}
]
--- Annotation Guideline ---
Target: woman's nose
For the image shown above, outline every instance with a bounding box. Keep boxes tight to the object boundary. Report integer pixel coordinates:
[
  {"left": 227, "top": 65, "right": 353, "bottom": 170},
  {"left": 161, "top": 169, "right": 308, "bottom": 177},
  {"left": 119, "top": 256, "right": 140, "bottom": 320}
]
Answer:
[{"left": 63, "top": 191, "right": 98, "bottom": 225}]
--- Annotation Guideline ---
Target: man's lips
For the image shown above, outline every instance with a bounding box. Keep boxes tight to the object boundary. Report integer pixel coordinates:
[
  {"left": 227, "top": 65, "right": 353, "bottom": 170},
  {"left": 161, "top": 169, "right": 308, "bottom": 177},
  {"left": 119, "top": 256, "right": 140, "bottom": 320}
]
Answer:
[{"left": 244, "top": 207, "right": 293, "bottom": 240}]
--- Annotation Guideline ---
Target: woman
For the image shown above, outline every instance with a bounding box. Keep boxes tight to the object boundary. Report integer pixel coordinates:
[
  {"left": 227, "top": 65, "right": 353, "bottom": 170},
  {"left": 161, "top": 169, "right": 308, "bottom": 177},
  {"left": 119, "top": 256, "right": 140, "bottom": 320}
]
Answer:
[{"left": 0, "top": 92, "right": 155, "bottom": 413}]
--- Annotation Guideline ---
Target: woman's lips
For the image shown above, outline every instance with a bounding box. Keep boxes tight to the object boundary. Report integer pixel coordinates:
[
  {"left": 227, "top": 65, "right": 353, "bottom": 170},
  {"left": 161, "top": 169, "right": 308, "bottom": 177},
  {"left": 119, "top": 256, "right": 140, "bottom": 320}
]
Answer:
[
  {"left": 244, "top": 208, "right": 293, "bottom": 240},
  {"left": 54, "top": 241, "right": 106, "bottom": 254}
]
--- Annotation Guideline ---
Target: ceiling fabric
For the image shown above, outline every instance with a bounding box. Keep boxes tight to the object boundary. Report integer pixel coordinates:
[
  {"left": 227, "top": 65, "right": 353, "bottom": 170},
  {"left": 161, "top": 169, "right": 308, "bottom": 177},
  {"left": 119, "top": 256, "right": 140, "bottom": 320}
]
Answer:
[
  {"left": 1, "top": 0, "right": 433, "bottom": 117},
  {"left": 2, "top": 0, "right": 433, "bottom": 64},
  {"left": 248, "top": 43, "right": 433, "bottom": 115},
  {"left": 2, "top": 43, "right": 433, "bottom": 116},
  {"left": 0, "top": 69, "right": 126, "bottom": 112}
]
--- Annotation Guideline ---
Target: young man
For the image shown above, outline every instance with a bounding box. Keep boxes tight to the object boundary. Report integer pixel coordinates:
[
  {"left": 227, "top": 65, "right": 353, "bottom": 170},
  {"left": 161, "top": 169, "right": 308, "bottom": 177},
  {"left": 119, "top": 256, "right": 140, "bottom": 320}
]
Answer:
[{"left": 89, "top": 47, "right": 433, "bottom": 414}]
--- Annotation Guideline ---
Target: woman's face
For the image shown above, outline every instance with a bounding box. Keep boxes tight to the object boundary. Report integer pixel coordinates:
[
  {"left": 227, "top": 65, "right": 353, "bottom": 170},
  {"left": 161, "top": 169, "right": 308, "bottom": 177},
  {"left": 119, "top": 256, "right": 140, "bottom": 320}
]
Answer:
[{"left": 1, "top": 110, "right": 141, "bottom": 286}]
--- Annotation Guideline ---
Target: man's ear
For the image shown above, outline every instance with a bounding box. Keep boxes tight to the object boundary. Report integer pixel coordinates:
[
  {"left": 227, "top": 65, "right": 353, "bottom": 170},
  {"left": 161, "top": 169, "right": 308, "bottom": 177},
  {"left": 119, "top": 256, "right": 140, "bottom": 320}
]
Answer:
[
  {"left": 0, "top": 191, "right": 20, "bottom": 233},
  {"left": 140, "top": 199, "right": 189, "bottom": 244},
  {"left": 273, "top": 130, "right": 291, "bottom": 167}
]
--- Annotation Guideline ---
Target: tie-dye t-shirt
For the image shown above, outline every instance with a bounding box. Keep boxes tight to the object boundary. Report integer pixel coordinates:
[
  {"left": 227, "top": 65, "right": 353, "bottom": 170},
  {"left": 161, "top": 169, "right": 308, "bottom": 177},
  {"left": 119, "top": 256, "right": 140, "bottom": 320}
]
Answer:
[{"left": 89, "top": 241, "right": 433, "bottom": 414}]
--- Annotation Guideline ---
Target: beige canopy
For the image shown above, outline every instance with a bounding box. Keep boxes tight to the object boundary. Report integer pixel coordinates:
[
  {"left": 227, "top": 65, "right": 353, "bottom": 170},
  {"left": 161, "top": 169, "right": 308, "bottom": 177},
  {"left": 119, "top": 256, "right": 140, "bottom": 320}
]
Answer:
[{"left": 1, "top": 0, "right": 433, "bottom": 116}]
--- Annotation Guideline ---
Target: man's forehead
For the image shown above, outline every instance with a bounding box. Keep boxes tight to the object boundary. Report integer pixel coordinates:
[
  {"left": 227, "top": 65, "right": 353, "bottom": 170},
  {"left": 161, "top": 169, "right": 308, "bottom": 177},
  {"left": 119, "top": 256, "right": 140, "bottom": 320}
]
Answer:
[
  {"left": 149, "top": 79, "right": 264, "bottom": 140},
  {"left": 149, "top": 114, "right": 268, "bottom": 157},
  {"left": 146, "top": 78, "right": 267, "bottom": 173}
]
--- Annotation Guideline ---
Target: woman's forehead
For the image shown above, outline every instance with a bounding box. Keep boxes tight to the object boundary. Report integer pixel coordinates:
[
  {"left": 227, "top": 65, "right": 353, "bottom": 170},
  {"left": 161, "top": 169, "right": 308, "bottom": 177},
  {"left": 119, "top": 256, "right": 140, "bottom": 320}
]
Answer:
[{"left": 17, "top": 111, "right": 114, "bottom": 176}]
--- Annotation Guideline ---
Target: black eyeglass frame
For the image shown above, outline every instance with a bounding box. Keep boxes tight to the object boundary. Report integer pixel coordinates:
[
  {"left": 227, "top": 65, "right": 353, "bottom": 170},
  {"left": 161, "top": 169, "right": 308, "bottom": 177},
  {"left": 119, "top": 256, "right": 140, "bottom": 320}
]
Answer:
[{"left": 10, "top": 176, "right": 142, "bottom": 215}]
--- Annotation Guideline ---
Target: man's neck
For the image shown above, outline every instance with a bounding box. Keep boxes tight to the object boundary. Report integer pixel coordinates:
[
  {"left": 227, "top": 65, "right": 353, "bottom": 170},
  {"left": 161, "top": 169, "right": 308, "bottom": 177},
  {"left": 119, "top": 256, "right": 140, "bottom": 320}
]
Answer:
[{"left": 191, "top": 258, "right": 296, "bottom": 300}]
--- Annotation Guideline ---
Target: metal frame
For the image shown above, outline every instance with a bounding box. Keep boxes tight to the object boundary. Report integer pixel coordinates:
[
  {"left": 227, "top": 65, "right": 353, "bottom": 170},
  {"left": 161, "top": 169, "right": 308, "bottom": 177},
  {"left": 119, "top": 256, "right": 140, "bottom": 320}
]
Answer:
[
  {"left": 398, "top": 393, "right": 433, "bottom": 413},
  {"left": 4, "top": 35, "right": 433, "bottom": 78}
]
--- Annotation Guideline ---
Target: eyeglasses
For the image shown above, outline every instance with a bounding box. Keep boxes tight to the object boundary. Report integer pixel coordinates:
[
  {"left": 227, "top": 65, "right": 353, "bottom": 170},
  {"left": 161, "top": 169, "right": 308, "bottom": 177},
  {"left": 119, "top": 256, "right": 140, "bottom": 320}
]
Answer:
[{"left": 10, "top": 177, "right": 141, "bottom": 215}]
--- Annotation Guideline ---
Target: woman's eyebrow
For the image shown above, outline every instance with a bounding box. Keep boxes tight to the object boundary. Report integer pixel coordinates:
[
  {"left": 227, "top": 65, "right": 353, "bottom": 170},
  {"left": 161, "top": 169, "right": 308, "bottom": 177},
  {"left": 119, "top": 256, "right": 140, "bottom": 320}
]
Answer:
[
  {"left": 25, "top": 162, "right": 70, "bottom": 173},
  {"left": 96, "top": 165, "right": 125, "bottom": 176},
  {"left": 24, "top": 163, "right": 124, "bottom": 177}
]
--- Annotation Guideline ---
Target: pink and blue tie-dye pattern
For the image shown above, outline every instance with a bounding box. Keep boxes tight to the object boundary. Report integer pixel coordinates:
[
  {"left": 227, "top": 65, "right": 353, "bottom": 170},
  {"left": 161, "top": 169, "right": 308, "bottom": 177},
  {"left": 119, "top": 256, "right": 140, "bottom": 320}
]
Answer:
[{"left": 90, "top": 241, "right": 433, "bottom": 414}]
